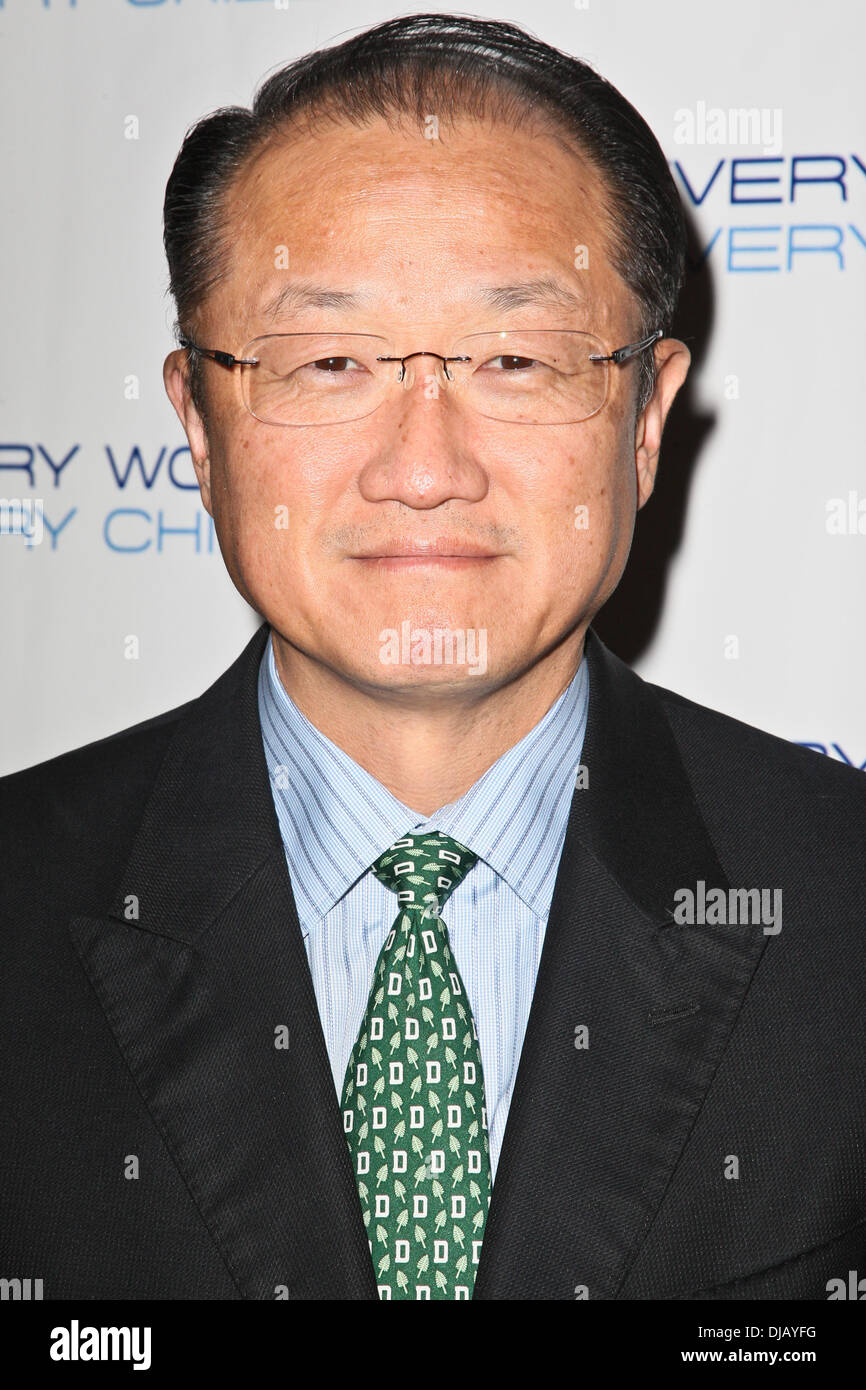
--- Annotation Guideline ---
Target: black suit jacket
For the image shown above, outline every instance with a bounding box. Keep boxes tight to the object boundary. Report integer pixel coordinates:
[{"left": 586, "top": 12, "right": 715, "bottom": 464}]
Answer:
[{"left": 2, "top": 622, "right": 865, "bottom": 1300}]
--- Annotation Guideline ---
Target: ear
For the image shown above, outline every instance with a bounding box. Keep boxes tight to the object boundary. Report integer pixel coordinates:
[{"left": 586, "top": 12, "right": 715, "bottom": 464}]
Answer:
[
  {"left": 163, "top": 349, "right": 213, "bottom": 515},
  {"left": 633, "top": 338, "right": 691, "bottom": 509}
]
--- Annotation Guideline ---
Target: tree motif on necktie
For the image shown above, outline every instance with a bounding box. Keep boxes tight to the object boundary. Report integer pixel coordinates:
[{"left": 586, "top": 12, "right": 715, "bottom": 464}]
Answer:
[{"left": 340, "top": 832, "right": 492, "bottom": 1300}]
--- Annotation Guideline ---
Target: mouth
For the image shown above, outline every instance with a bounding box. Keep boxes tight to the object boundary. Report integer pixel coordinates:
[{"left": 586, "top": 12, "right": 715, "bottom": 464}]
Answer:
[{"left": 352, "top": 540, "right": 502, "bottom": 568}]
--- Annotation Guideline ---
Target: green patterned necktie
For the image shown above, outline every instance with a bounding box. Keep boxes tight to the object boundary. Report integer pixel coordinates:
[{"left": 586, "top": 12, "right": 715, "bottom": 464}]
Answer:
[{"left": 340, "top": 831, "right": 493, "bottom": 1300}]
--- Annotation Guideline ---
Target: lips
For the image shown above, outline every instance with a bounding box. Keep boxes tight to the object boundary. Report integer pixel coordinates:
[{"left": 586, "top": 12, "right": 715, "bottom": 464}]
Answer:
[{"left": 354, "top": 540, "right": 499, "bottom": 559}]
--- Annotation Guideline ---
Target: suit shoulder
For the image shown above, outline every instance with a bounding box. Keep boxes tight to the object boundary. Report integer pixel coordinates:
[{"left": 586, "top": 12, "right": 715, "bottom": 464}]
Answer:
[
  {"left": 649, "top": 677, "right": 866, "bottom": 805},
  {"left": 1, "top": 697, "right": 192, "bottom": 804},
  {"left": 1, "top": 626, "right": 269, "bottom": 911},
  {"left": 0, "top": 697, "right": 207, "bottom": 929}
]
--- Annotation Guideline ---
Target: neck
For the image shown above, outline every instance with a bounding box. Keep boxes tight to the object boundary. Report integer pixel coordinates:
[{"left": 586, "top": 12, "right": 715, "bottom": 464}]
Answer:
[{"left": 269, "top": 628, "right": 588, "bottom": 816}]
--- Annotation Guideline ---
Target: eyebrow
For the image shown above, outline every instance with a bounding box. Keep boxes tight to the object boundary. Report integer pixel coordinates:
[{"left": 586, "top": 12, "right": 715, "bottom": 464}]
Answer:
[
  {"left": 258, "top": 274, "right": 585, "bottom": 321},
  {"left": 260, "top": 282, "right": 368, "bottom": 320},
  {"left": 475, "top": 276, "right": 586, "bottom": 314}
]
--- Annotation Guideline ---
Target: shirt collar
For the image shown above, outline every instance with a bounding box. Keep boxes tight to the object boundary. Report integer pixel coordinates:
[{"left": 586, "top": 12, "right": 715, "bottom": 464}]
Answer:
[{"left": 258, "top": 631, "right": 589, "bottom": 931}]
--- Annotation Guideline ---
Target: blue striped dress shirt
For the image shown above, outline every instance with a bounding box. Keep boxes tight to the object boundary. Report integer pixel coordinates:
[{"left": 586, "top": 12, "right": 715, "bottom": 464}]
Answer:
[{"left": 257, "top": 633, "right": 590, "bottom": 1180}]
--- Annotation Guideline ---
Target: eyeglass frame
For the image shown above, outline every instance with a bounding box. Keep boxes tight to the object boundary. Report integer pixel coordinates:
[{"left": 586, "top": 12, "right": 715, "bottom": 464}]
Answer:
[{"left": 177, "top": 327, "right": 664, "bottom": 425}]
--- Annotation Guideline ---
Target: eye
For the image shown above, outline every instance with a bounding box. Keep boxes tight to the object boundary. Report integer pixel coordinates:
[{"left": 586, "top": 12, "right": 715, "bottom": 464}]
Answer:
[
  {"left": 484, "top": 355, "right": 538, "bottom": 372},
  {"left": 307, "top": 356, "right": 364, "bottom": 373}
]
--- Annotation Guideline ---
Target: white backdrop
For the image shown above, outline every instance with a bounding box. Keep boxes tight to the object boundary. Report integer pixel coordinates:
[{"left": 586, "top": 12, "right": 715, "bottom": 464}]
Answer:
[{"left": 2, "top": 0, "right": 864, "bottom": 776}]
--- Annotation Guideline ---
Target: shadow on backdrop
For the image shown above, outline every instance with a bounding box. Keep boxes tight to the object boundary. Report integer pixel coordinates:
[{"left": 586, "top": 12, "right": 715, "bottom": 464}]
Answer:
[{"left": 594, "top": 204, "right": 717, "bottom": 666}]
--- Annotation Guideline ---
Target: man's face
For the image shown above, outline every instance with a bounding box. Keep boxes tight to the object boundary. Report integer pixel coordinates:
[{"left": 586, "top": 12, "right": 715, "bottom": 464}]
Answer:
[{"left": 165, "top": 113, "right": 689, "bottom": 697}]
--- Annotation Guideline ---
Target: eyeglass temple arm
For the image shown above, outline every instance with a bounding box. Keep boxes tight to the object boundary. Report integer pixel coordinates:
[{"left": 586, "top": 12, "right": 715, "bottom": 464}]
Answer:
[
  {"left": 589, "top": 329, "right": 663, "bottom": 365},
  {"left": 178, "top": 336, "right": 259, "bottom": 368}
]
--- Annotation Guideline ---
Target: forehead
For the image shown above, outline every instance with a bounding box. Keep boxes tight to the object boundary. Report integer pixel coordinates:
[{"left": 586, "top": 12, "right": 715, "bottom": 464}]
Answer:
[{"left": 213, "top": 114, "right": 629, "bottom": 333}]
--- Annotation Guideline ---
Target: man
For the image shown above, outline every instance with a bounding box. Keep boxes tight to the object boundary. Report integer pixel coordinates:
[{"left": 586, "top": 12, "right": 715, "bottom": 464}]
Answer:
[{"left": 2, "top": 13, "right": 864, "bottom": 1302}]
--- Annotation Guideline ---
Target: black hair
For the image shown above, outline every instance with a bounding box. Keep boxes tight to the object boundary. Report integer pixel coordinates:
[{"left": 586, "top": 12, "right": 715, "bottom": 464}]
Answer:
[{"left": 163, "top": 12, "right": 686, "bottom": 421}]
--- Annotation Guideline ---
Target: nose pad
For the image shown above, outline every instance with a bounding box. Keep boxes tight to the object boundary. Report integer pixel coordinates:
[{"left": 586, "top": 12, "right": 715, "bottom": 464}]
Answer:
[{"left": 399, "top": 356, "right": 452, "bottom": 394}]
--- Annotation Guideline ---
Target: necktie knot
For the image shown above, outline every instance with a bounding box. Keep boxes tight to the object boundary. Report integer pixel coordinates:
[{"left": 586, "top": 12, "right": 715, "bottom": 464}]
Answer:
[{"left": 372, "top": 832, "right": 478, "bottom": 918}]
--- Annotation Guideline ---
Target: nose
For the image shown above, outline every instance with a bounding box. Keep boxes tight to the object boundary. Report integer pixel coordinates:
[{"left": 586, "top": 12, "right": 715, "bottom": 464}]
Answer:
[{"left": 357, "top": 353, "right": 489, "bottom": 510}]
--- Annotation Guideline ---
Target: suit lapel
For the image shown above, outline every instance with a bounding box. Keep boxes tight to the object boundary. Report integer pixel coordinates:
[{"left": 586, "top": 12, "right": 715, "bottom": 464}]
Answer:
[
  {"left": 69, "top": 622, "right": 378, "bottom": 1300},
  {"left": 473, "top": 629, "right": 769, "bottom": 1300}
]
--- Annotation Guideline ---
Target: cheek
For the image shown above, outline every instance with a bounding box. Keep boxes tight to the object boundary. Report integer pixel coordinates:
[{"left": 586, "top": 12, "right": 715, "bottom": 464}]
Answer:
[
  {"left": 576, "top": 438, "right": 639, "bottom": 594},
  {"left": 524, "top": 420, "right": 632, "bottom": 546},
  {"left": 211, "top": 426, "right": 335, "bottom": 544}
]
